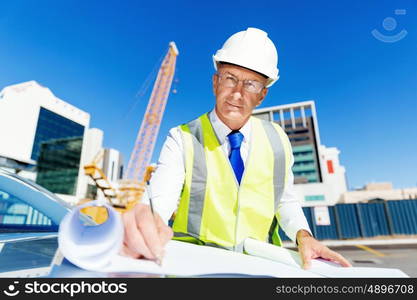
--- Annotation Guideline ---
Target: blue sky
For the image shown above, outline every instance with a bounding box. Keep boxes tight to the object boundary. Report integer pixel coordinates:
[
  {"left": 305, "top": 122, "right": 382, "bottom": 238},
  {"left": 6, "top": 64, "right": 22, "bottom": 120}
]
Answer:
[{"left": 1, "top": 0, "right": 416, "bottom": 189}]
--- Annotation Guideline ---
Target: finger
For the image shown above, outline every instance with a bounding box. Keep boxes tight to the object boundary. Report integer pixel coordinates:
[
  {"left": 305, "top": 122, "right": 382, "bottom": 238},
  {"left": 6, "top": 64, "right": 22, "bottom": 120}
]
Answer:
[
  {"left": 332, "top": 252, "right": 352, "bottom": 267},
  {"left": 122, "top": 209, "right": 154, "bottom": 259},
  {"left": 119, "top": 243, "right": 142, "bottom": 259},
  {"left": 302, "top": 256, "right": 311, "bottom": 269},
  {"left": 299, "top": 248, "right": 312, "bottom": 269},
  {"left": 156, "top": 214, "right": 174, "bottom": 245},
  {"left": 123, "top": 212, "right": 154, "bottom": 258},
  {"left": 135, "top": 204, "right": 165, "bottom": 260},
  {"left": 321, "top": 248, "right": 352, "bottom": 267}
]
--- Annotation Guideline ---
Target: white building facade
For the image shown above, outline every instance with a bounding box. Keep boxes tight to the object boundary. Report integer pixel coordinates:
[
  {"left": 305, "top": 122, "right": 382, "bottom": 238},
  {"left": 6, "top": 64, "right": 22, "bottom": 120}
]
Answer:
[
  {"left": 340, "top": 182, "right": 417, "bottom": 203},
  {"left": 102, "top": 148, "right": 124, "bottom": 184},
  {"left": 0, "top": 81, "right": 89, "bottom": 163},
  {"left": 0, "top": 81, "right": 104, "bottom": 204},
  {"left": 293, "top": 145, "right": 348, "bottom": 207}
]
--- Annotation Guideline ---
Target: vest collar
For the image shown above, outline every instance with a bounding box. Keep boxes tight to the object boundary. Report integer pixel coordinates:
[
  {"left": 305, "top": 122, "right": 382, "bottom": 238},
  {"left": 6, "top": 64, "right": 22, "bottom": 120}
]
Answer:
[{"left": 209, "top": 110, "right": 252, "bottom": 145}]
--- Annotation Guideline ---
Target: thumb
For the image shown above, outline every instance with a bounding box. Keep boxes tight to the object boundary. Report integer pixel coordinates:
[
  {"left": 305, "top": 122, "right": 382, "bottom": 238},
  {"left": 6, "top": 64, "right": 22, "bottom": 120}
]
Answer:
[
  {"left": 301, "top": 252, "right": 312, "bottom": 269},
  {"left": 303, "top": 258, "right": 311, "bottom": 270}
]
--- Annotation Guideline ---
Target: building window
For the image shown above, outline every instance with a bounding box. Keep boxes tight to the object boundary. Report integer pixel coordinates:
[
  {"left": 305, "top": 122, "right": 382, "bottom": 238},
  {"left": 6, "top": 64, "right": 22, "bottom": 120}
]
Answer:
[
  {"left": 111, "top": 161, "right": 115, "bottom": 181},
  {"left": 86, "top": 184, "right": 98, "bottom": 200},
  {"left": 36, "top": 137, "right": 83, "bottom": 195},
  {"left": 31, "top": 107, "right": 84, "bottom": 161},
  {"left": 119, "top": 165, "right": 124, "bottom": 180},
  {"left": 305, "top": 195, "right": 326, "bottom": 201}
]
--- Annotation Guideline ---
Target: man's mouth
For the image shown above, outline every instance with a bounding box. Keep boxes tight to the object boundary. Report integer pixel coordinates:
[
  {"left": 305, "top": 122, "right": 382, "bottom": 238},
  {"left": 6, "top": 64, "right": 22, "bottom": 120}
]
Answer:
[{"left": 226, "top": 101, "right": 242, "bottom": 109}]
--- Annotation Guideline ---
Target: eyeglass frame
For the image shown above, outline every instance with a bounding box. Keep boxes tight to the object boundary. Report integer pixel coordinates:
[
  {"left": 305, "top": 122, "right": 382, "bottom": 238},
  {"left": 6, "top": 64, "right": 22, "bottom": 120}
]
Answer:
[{"left": 215, "top": 72, "right": 266, "bottom": 94}]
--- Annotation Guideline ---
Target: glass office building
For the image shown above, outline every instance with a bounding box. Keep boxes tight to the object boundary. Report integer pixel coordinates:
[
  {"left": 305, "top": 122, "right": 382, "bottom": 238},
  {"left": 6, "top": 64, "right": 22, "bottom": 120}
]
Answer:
[
  {"left": 36, "top": 137, "right": 83, "bottom": 195},
  {"left": 1, "top": 81, "right": 93, "bottom": 203},
  {"left": 31, "top": 107, "right": 85, "bottom": 161},
  {"left": 253, "top": 101, "right": 348, "bottom": 206},
  {"left": 285, "top": 116, "right": 322, "bottom": 183},
  {"left": 32, "top": 107, "right": 85, "bottom": 195},
  {"left": 253, "top": 101, "right": 323, "bottom": 184}
]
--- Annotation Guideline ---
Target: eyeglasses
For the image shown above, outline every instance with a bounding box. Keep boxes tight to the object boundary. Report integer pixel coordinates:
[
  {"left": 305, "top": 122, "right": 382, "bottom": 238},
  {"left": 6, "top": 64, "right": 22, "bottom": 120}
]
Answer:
[{"left": 216, "top": 72, "right": 265, "bottom": 94}]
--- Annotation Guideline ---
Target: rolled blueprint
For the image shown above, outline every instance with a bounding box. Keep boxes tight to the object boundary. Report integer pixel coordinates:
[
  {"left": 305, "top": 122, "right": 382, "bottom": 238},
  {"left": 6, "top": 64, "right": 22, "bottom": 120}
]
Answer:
[{"left": 58, "top": 200, "right": 124, "bottom": 270}]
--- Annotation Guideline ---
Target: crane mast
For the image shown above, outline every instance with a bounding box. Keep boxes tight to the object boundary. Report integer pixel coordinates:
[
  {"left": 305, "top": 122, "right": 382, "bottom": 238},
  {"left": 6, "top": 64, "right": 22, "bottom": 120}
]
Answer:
[
  {"left": 82, "top": 42, "right": 178, "bottom": 216},
  {"left": 125, "top": 42, "right": 179, "bottom": 182}
]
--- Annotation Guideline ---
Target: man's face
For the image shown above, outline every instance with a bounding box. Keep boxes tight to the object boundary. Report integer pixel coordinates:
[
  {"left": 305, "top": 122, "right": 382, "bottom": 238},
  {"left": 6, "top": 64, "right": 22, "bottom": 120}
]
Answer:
[{"left": 213, "top": 64, "right": 268, "bottom": 127}]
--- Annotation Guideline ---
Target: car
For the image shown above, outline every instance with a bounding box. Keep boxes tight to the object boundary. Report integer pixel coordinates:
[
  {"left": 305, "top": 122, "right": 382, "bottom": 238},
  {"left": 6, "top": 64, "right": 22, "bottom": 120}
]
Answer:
[
  {"left": 0, "top": 168, "right": 265, "bottom": 278},
  {"left": 0, "top": 168, "right": 97, "bottom": 277}
]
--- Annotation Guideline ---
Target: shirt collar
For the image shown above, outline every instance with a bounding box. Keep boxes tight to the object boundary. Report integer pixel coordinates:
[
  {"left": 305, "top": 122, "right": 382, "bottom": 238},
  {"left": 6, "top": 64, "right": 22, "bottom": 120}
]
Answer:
[{"left": 209, "top": 109, "right": 251, "bottom": 145}]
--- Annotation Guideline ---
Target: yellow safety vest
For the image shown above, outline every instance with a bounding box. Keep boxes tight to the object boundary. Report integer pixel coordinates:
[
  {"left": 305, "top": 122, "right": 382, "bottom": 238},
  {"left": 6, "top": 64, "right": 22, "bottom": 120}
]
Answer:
[{"left": 172, "top": 113, "right": 292, "bottom": 251}]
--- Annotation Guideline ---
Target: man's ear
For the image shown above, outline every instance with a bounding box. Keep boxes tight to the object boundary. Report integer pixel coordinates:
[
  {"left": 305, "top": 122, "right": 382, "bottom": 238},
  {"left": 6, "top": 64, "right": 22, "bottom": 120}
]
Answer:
[
  {"left": 256, "top": 88, "right": 268, "bottom": 106},
  {"left": 212, "top": 74, "right": 218, "bottom": 95}
]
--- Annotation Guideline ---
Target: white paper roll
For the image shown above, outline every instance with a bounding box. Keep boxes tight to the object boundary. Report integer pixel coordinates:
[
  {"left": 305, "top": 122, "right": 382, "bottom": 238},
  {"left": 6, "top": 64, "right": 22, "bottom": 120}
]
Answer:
[{"left": 58, "top": 200, "right": 124, "bottom": 270}]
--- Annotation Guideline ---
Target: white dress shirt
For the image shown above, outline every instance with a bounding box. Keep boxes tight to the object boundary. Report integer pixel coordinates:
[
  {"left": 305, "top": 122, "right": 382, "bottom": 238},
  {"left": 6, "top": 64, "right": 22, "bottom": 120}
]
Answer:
[{"left": 143, "top": 110, "right": 311, "bottom": 242}]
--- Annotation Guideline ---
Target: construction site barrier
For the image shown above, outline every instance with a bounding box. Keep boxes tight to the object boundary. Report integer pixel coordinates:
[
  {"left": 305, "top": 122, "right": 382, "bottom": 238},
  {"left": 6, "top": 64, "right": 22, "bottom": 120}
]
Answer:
[{"left": 278, "top": 199, "right": 417, "bottom": 242}]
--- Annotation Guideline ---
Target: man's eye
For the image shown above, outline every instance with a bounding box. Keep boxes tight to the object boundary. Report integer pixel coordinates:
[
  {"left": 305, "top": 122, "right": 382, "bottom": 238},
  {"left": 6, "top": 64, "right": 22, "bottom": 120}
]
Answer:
[
  {"left": 245, "top": 82, "right": 256, "bottom": 88},
  {"left": 225, "top": 75, "right": 237, "bottom": 81}
]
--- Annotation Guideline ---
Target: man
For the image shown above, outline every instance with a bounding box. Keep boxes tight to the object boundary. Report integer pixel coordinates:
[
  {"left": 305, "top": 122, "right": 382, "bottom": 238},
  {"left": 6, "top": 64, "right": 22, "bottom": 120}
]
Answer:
[{"left": 121, "top": 27, "right": 351, "bottom": 269}]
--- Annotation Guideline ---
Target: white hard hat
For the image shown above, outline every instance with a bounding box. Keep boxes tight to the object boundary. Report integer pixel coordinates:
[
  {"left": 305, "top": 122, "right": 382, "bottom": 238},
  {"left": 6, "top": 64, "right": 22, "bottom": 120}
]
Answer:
[{"left": 213, "top": 27, "right": 279, "bottom": 87}]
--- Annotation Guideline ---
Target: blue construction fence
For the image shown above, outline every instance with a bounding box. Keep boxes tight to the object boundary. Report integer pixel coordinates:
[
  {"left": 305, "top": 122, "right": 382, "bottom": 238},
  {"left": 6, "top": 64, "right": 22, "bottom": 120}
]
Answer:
[{"left": 278, "top": 199, "right": 417, "bottom": 241}]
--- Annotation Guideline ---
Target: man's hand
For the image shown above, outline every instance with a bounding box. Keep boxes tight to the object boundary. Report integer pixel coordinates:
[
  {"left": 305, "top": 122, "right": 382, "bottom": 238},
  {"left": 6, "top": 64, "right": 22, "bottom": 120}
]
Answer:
[
  {"left": 296, "top": 230, "right": 352, "bottom": 269},
  {"left": 120, "top": 203, "right": 173, "bottom": 262}
]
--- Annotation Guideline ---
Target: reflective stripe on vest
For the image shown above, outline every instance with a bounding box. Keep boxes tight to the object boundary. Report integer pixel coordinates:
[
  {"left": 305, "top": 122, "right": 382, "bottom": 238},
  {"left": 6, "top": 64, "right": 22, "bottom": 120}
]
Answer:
[{"left": 172, "top": 113, "right": 291, "bottom": 249}]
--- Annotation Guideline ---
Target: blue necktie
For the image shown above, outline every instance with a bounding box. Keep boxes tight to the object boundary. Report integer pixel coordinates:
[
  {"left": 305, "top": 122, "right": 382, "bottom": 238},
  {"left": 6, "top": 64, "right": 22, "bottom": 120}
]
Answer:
[{"left": 228, "top": 130, "right": 244, "bottom": 184}]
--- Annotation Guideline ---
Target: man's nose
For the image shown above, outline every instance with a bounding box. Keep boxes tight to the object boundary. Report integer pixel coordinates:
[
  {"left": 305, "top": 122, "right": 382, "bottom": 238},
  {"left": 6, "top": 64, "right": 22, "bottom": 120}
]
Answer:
[
  {"left": 231, "top": 82, "right": 244, "bottom": 100},
  {"left": 231, "top": 90, "right": 243, "bottom": 101}
]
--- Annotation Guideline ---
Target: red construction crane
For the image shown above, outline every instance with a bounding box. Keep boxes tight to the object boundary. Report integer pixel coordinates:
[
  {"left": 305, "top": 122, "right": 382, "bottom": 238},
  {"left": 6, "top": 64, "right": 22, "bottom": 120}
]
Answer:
[
  {"left": 117, "top": 42, "right": 179, "bottom": 206},
  {"left": 125, "top": 42, "right": 179, "bottom": 182},
  {"left": 83, "top": 42, "right": 178, "bottom": 214}
]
